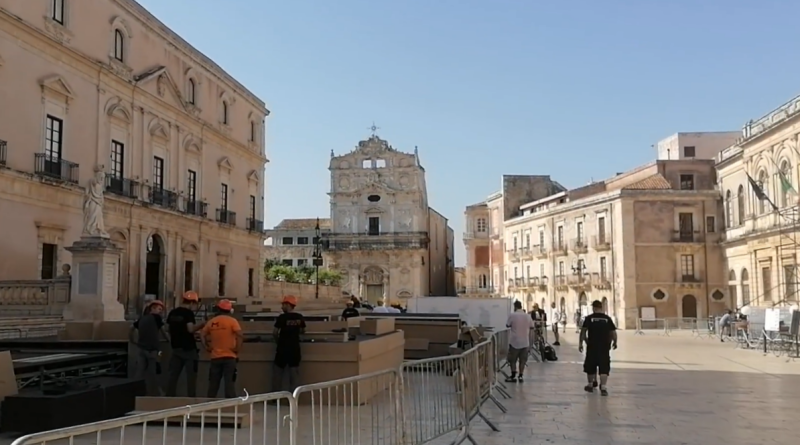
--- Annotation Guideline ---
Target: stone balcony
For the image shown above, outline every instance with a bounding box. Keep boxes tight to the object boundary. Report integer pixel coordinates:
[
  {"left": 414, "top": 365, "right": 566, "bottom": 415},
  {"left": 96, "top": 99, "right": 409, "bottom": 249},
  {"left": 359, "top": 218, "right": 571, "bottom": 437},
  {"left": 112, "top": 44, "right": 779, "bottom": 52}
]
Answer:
[
  {"left": 591, "top": 235, "right": 611, "bottom": 251},
  {"left": 553, "top": 243, "right": 568, "bottom": 257},
  {"left": 0, "top": 277, "right": 71, "bottom": 316},
  {"left": 534, "top": 245, "right": 548, "bottom": 258},
  {"left": 322, "top": 232, "right": 429, "bottom": 251},
  {"left": 570, "top": 238, "right": 588, "bottom": 254}
]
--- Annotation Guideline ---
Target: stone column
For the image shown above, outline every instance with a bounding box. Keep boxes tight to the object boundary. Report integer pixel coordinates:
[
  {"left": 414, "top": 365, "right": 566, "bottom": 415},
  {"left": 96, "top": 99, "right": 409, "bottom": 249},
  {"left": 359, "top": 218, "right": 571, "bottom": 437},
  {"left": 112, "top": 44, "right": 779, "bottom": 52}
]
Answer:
[{"left": 63, "top": 237, "right": 125, "bottom": 322}]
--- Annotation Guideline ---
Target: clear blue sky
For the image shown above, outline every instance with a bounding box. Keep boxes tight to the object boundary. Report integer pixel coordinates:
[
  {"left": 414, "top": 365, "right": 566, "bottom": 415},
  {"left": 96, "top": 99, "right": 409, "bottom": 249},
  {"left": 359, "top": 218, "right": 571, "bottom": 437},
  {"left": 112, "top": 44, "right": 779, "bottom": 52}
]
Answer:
[{"left": 139, "top": 0, "right": 800, "bottom": 266}]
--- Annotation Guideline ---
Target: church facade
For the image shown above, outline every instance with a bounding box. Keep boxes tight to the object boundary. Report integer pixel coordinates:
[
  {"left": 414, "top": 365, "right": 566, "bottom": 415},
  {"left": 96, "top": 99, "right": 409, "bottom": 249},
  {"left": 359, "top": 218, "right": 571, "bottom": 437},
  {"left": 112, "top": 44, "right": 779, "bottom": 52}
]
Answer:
[{"left": 323, "top": 133, "right": 455, "bottom": 303}]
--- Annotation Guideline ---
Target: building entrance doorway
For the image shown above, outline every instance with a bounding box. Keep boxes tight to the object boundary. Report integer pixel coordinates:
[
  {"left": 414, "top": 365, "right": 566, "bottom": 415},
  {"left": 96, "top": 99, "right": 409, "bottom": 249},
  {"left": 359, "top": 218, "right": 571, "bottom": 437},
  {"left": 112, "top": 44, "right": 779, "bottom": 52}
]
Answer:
[
  {"left": 363, "top": 266, "right": 385, "bottom": 304},
  {"left": 682, "top": 294, "right": 698, "bottom": 318},
  {"left": 145, "top": 234, "right": 164, "bottom": 299}
]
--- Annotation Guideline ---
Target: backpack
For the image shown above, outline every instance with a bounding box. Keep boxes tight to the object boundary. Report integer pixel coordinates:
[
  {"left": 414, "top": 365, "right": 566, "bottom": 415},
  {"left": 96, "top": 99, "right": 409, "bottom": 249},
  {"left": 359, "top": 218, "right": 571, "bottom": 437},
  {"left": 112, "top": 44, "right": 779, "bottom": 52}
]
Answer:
[{"left": 543, "top": 345, "right": 558, "bottom": 361}]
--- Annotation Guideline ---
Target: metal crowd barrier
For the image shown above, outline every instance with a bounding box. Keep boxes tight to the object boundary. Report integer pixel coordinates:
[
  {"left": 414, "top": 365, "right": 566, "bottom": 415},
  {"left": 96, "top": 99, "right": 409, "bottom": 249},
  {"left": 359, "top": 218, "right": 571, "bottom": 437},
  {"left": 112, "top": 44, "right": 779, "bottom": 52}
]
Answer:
[
  {"left": 634, "top": 318, "right": 669, "bottom": 335},
  {"left": 10, "top": 330, "right": 512, "bottom": 445}
]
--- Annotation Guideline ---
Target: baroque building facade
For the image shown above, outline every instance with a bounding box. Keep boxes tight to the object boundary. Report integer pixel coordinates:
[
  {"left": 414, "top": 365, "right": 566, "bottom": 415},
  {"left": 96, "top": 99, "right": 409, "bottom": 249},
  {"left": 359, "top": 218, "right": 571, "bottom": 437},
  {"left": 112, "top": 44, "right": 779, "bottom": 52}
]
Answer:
[
  {"left": 718, "top": 94, "right": 800, "bottom": 309},
  {"left": 503, "top": 160, "right": 728, "bottom": 329},
  {"left": 323, "top": 134, "right": 454, "bottom": 303},
  {"left": 0, "top": 0, "right": 268, "bottom": 309}
]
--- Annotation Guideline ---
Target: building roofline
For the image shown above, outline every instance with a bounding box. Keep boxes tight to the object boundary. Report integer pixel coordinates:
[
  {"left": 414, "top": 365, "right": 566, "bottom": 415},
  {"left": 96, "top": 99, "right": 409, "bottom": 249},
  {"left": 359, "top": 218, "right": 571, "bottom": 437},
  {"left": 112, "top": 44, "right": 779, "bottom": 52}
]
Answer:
[{"left": 120, "top": 0, "right": 268, "bottom": 112}]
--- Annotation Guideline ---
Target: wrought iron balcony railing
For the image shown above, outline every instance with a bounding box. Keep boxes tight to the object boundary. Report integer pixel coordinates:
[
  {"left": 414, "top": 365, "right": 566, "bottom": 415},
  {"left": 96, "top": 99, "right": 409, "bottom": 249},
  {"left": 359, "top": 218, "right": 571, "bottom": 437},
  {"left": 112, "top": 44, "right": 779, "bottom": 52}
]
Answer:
[
  {"left": 184, "top": 200, "right": 208, "bottom": 217},
  {"left": 148, "top": 187, "right": 179, "bottom": 210},
  {"left": 322, "top": 232, "right": 429, "bottom": 251},
  {"left": 247, "top": 218, "right": 264, "bottom": 232},
  {"left": 34, "top": 153, "right": 79, "bottom": 184},
  {"left": 216, "top": 209, "right": 237, "bottom": 226},
  {"left": 105, "top": 176, "right": 139, "bottom": 199}
]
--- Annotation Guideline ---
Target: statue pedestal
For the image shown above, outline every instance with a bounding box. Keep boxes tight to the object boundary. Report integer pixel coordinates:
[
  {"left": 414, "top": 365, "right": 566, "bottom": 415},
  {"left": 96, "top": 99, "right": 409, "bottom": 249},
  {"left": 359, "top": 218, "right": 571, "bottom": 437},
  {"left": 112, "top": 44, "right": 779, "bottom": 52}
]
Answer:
[{"left": 63, "top": 236, "right": 125, "bottom": 322}]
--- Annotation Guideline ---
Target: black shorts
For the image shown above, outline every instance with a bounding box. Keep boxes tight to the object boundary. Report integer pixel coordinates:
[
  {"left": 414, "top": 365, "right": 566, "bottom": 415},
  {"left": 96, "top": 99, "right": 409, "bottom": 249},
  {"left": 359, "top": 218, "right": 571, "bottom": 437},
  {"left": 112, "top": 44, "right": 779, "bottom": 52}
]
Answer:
[
  {"left": 275, "top": 348, "right": 301, "bottom": 368},
  {"left": 583, "top": 349, "right": 611, "bottom": 375}
]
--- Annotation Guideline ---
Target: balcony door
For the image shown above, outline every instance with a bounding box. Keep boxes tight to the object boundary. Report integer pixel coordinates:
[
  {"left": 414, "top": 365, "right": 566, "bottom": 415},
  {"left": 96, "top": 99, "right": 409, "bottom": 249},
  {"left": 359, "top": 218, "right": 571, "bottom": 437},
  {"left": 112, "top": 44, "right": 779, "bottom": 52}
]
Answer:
[
  {"left": 678, "top": 213, "right": 693, "bottom": 241},
  {"left": 44, "top": 115, "right": 63, "bottom": 177},
  {"left": 368, "top": 216, "right": 380, "bottom": 235}
]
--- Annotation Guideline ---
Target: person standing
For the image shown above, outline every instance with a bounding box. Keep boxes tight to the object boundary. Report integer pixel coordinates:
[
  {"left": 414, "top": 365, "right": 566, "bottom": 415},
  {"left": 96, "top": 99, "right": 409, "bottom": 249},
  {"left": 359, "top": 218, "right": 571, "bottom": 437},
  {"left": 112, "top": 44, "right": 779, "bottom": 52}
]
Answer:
[
  {"left": 505, "top": 301, "right": 533, "bottom": 383},
  {"left": 719, "top": 309, "right": 733, "bottom": 342},
  {"left": 201, "top": 299, "right": 243, "bottom": 398},
  {"left": 130, "top": 300, "right": 170, "bottom": 396},
  {"left": 165, "top": 291, "right": 205, "bottom": 397},
  {"left": 372, "top": 300, "right": 390, "bottom": 313},
  {"left": 550, "top": 302, "right": 561, "bottom": 346},
  {"left": 341, "top": 301, "right": 360, "bottom": 320},
  {"left": 273, "top": 295, "right": 306, "bottom": 392},
  {"left": 578, "top": 300, "right": 617, "bottom": 396}
]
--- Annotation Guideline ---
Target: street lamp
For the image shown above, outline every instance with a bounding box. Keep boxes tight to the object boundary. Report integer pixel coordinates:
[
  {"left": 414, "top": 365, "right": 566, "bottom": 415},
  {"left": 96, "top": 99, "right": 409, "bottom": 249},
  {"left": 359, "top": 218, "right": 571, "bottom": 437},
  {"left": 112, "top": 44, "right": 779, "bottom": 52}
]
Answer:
[
  {"left": 571, "top": 260, "right": 587, "bottom": 318},
  {"left": 312, "top": 218, "right": 323, "bottom": 299}
]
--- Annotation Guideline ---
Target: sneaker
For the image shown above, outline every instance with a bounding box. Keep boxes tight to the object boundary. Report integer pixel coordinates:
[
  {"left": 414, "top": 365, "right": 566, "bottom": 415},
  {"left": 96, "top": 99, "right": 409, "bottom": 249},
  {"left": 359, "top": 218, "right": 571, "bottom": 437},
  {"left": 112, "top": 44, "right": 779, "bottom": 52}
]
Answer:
[
  {"left": 592, "top": 381, "right": 598, "bottom": 388},
  {"left": 517, "top": 376, "right": 524, "bottom": 383},
  {"left": 600, "top": 388, "right": 609, "bottom": 397},
  {"left": 584, "top": 384, "right": 594, "bottom": 393},
  {"left": 553, "top": 341, "right": 561, "bottom": 346},
  {"left": 505, "top": 376, "right": 517, "bottom": 383}
]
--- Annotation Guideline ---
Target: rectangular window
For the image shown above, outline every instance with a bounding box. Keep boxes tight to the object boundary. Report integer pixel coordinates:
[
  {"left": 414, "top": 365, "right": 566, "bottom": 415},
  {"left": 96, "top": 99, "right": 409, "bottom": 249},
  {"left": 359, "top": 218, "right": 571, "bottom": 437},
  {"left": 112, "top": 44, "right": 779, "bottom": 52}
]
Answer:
[
  {"left": 476, "top": 218, "right": 487, "bottom": 232},
  {"left": 525, "top": 233, "right": 530, "bottom": 249},
  {"left": 218, "top": 264, "right": 226, "bottom": 297},
  {"left": 557, "top": 226, "right": 564, "bottom": 249},
  {"left": 538, "top": 230, "right": 545, "bottom": 247},
  {"left": 297, "top": 259, "right": 307, "bottom": 266},
  {"left": 220, "top": 183, "right": 228, "bottom": 211},
  {"left": 44, "top": 115, "right": 63, "bottom": 178},
  {"left": 368, "top": 217, "right": 380, "bottom": 235},
  {"left": 152, "top": 156, "right": 164, "bottom": 189},
  {"left": 297, "top": 237, "right": 309, "bottom": 245},
  {"left": 706, "top": 216, "right": 716, "bottom": 233},
  {"left": 597, "top": 217, "right": 606, "bottom": 242},
  {"left": 678, "top": 213, "right": 693, "bottom": 240},
  {"left": 184, "top": 260, "right": 193, "bottom": 292},
  {"left": 281, "top": 259, "right": 293, "bottom": 266},
  {"left": 110, "top": 141, "right": 124, "bottom": 178},
  {"left": 600, "top": 257, "right": 607, "bottom": 279},
  {"left": 539, "top": 264, "right": 545, "bottom": 278},
  {"left": 187, "top": 170, "right": 197, "bottom": 202},
  {"left": 680, "top": 254, "right": 695, "bottom": 280},
  {"left": 526, "top": 265, "right": 530, "bottom": 278},
  {"left": 41, "top": 243, "right": 57, "bottom": 279},
  {"left": 248, "top": 268, "right": 254, "bottom": 296},
  {"left": 52, "top": 0, "right": 64, "bottom": 25},
  {"left": 784, "top": 265, "right": 798, "bottom": 301},
  {"left": 513, "top": 267, "right": 518, "bottom": 279},
  {"left": 576, "top": 221, "right": 584, "bottom": 242},
  {"left": 762, "top": 267, "right": 772, "bottom": 301},
  {"left": 680, "top": 174, "right": 695, "bottom": 190},
  {"left": 249, "top": 195, "right": 256, "bottom": 220},
  {"left": 282, "top": 237, "right": 294, "bottom": 245},
  {"left": 683, "top": 146, "right": 696, "bottom": 158},
  {"left": 558, "top": 261, "right": 564, "bottom": 276},
  {"left": 577, "top": 259, "right": 585, "bottom": 276},
  {"left": 512, "top": 237, "right": 518, "bottom": 251}
]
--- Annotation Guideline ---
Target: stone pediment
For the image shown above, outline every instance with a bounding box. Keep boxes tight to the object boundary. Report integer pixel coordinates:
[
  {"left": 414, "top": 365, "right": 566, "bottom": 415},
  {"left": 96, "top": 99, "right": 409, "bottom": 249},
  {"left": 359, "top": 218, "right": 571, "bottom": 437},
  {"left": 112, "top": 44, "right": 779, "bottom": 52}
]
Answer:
[
  {"left": 217, "top": 156, "right": 234, "bottom": 171},
  {"left": 247, "top": 169, "right": 261, "bottom": 183},
  {"left": 354, "top": 135, "right": 395, "bottom": 156},
  {"left": 39, "top": 75, "right": 76, "bottom": 102},
  {"left": 359, "top": 180, "right": 397, "bottom": 195},
  {"left": 134, "top": 66, "right": 187, "bottom": 112}
]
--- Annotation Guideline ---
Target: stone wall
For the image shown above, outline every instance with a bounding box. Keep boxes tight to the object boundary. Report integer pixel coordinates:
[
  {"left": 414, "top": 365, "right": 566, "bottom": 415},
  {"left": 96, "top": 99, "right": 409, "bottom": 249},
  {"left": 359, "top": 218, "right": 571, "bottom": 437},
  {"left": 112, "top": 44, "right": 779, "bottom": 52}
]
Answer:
[{"left": 262, "top": 280, "right": 343, "bottom": 301}]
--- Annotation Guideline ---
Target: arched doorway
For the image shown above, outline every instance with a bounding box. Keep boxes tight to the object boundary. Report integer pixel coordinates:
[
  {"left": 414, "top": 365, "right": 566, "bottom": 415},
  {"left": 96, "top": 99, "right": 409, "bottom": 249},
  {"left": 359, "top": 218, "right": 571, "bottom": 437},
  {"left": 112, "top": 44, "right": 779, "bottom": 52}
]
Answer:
[
  {"left": 578, "top": 292, "right": 588, "bottom": 317},
  {"left": 682, "top": 294, "right": 698, "bottom": 318},
  {"left": 144, "top": 234, "right": 165, "bottom": 300},
  {"left": 601, "top": 297, "right": 608, "bottom": 313},
  {"left": 363, "top": 266, "right": 384, "bottom": 304}
]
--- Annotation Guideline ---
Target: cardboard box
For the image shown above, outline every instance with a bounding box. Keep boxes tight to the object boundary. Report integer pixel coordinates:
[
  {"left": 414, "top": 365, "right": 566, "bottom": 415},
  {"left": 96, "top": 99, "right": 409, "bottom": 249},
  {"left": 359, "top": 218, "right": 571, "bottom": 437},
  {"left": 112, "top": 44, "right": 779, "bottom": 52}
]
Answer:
[{"left": 360, "top": 318, "right": 395, "bottom": 336}]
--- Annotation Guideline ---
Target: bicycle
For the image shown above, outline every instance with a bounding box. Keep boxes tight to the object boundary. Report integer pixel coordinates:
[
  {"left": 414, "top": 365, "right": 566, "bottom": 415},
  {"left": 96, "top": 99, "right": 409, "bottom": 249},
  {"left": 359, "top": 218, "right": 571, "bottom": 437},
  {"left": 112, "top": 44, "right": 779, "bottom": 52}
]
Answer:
[{"left": 531, "top": 321, "right": 547, "bottom": 360}]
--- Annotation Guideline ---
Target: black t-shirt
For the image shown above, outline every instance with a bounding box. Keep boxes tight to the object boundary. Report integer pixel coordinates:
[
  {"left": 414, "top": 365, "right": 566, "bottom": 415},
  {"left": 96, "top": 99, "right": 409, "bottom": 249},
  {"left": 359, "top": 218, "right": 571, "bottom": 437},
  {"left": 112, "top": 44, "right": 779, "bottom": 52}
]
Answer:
[
  {"left": 134, "top": 313, "right": 164, "bottom": 351},
  {"left": 341, "top": 308, "right": 360, "bottom": 319},
  {"left": 275, "top": 312, "right": 306, "bottom": 354},
  {"left": 530, "top": 310, "right": 547, "bottom": 322},
  {"left": 581, "top": 313, "right": 616, "bottom": 351},
  {"left": 166, "top": 307, "right": 197, "bottom": 350}
]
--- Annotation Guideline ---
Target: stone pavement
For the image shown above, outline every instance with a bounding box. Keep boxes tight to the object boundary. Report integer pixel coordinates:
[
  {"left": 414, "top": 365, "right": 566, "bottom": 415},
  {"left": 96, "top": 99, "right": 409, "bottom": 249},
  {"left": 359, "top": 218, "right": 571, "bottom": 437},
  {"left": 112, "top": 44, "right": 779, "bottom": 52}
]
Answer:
[
  {"left": 452, "top": 330, "right": 800, "bottom": 445},
  {"left": 2, "top": 331, "right": 798, "bottom": 445}
]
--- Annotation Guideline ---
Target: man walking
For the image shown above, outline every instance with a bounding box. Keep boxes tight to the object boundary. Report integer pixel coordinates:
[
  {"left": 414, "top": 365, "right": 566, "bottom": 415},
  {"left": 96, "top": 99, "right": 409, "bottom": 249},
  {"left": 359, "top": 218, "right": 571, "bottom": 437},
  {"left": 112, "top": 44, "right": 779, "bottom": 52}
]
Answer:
[
  {"left": 165, "top": 291, "right": 205, "bottom": 397},
  {"left": 719, "top": 309, "right": 733, "bottom": 342},
  {"left": 130, "top": 300, "right": 170, "bottom": 396},
  {"left": 550, "top": 302, "right": 561, "bottom": 346},
  {"left": 505, "top": 300, "right": 533, "bottom": 383},
  {"left": 578, "top": 300, "right": 617, "bottom": 396},
  {"left": 201, "top": 299, "right": 243, "bottom": 398},
  {"left": 273, "top": 295, "right": 306, "bottom": 392}
]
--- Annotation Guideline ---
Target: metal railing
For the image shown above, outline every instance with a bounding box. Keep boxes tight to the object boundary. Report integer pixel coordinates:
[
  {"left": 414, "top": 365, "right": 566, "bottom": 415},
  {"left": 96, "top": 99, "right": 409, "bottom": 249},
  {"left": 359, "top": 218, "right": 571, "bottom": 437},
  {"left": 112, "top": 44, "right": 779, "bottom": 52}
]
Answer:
[
  {"left": 246, "top": 218, "right": 264, "bottom": 232},
  {"left": 11, "top": 330, "right": 512, "bottom": 445},
  {"left": 216, "top": 208, "right": 237, "bottom": 226},
  {"left": 105, "top": 176, "right": 139, "bottom": 199},
  {"left": 34, "top": 153, "right": 79, "bottom": 184}
]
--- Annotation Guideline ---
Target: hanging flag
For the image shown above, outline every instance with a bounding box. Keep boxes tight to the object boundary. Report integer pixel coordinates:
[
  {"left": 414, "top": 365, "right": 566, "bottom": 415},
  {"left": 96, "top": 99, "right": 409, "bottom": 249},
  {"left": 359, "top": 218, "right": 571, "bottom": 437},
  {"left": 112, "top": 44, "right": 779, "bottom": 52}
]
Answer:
[
  {"left": 777, "top": 168, "right": 796, "bottom": 196},
  {"left": 746, "top": 173, "right": 778, "bottom": 211}
]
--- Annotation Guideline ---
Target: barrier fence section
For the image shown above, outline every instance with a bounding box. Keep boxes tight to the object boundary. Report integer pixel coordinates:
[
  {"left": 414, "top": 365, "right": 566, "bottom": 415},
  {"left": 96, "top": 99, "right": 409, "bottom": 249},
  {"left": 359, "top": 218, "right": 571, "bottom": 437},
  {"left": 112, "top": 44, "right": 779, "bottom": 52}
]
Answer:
[{"left": 9, "top": 329, "right": 511, "bottom": 445}]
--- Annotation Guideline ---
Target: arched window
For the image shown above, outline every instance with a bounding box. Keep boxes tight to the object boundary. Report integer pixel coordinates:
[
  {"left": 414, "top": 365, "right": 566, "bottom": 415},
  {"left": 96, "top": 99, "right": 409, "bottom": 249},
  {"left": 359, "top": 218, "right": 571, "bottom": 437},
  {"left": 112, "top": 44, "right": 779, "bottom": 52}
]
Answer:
[
  {"left": 187, "top": 78, "right": 196, "bottom": 105},
  {"left": 741, "top": 269, "right": 750, "bottom": 306},
  {"left": 728, "top": 269, "right": 738, "bottom": 306},
  {"left": 737, "top": 185, "right": 745, "bottom": 225},
  {"left": 113, "top": 29, "right": 124, "bottom": 62},
  {"left": 725, "top": 190, "right": 733, "bottom": 227},
  {"left": 757, "top": 170, "right": 769, "bottom": 214},
  {"left": 780, "top": 160, "right": 792, "bottom": 207}
]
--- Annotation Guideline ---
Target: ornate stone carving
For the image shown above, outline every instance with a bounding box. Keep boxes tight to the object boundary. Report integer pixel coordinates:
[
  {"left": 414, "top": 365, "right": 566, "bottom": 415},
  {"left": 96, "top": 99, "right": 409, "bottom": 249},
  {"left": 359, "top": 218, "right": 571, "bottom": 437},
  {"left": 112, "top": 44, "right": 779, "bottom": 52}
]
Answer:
[
  {"left": 398, "top": 175, "right": 410, "bottom": 189},
  {"left": 338, "top": 177, "right": 351, "bottom": 191},
  {"left": 157, "top": 75, "right": 166, "bottom": 97},
  {"left": 398, "top": 209, "right": 413, "bottom": 230},
  {"left": 338, "top": 210, "right": 352, "bottom": 230},
  {"left": 82, "top": 166, "right": 109, "bottom": 239},
  {"left": 364, "top": 266, "right": 383, "bottom": 285}
]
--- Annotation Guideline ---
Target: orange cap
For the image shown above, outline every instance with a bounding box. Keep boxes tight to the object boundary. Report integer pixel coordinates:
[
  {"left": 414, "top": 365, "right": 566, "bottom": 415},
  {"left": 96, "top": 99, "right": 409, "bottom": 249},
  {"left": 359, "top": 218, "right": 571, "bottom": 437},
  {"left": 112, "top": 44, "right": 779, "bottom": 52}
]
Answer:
[
  {"left": 147, "top": 300, "right": 165, "bottom": 308},
  {"left": 282, "top": 295, "right": 298, "bottom": 307},
  {"left": 182, "top": 291, "right": 199, "bottom": 302},
  {"left": 217, "top": 299, "right": 233, "bottom": 311}
]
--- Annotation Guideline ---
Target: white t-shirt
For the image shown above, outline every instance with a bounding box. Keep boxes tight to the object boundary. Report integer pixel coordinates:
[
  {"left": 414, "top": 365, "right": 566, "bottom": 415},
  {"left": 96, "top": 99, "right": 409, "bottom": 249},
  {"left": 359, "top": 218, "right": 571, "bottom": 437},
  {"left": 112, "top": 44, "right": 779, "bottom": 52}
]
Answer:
[
  {"left": 388, "top": 307, "right": 401, "bottom": 313},
  {"left": 372, "top": 306, "right": 389, "bottom": 313},
  {"left": 551, "top": 309, "right": 562, "bottom": 323},
  {"left": 506, "top": 310, "right": 533, "bottom": 349}
]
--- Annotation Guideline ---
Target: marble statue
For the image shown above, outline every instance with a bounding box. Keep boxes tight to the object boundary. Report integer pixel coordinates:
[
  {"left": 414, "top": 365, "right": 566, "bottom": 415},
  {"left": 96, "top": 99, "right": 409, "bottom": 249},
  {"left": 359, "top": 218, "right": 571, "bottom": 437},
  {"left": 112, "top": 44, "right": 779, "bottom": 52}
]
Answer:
[
  {"left": 358, "top": 275, "right": 365, "bottom": 301},
  {"left": 382, "top": 274, "right": 389, "bottom": 299},
  {"left": 82, "top": 165, "right": 109, "bottom": 238}
]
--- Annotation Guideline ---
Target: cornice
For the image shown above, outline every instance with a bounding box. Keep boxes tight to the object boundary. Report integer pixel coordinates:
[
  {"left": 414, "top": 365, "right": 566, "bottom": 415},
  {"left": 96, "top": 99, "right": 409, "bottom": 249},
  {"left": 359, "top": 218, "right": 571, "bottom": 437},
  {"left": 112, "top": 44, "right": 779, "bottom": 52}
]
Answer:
[{"left": 116, "top": 0, "right": 267, "bottom": 113}]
